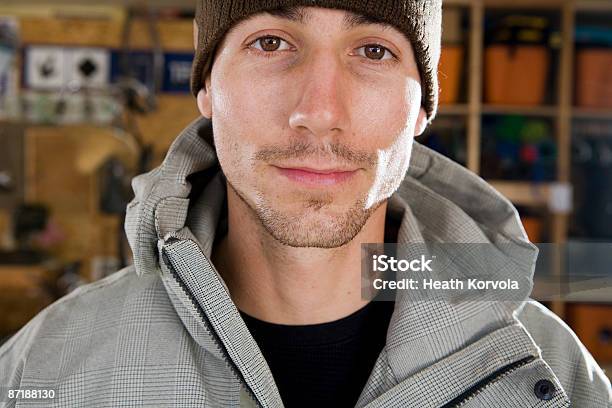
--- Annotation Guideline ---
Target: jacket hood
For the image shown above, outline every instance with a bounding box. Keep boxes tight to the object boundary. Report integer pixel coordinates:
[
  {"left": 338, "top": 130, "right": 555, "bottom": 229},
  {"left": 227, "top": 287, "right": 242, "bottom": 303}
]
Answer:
[{"left": 124, "top": 115, "right": 541, "bottom": 405}]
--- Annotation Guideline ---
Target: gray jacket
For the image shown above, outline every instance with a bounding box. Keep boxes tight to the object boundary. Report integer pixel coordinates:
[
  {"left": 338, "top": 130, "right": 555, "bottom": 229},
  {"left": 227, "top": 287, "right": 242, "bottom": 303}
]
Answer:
[{"left": 1, "top": 116, "right": 611, "bottom": 407}]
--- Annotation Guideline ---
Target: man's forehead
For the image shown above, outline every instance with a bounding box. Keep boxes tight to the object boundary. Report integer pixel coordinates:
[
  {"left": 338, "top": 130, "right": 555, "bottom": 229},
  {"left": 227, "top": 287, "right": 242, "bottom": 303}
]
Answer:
[{"left": 230, "top": 5, "right": 400, "bottom": 35}]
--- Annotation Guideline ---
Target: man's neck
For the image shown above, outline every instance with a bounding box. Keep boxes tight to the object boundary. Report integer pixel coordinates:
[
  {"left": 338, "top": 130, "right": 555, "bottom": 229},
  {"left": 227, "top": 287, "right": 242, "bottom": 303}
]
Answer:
[{"left": 211, "top": 185, "right": 389, "bottom": 325}]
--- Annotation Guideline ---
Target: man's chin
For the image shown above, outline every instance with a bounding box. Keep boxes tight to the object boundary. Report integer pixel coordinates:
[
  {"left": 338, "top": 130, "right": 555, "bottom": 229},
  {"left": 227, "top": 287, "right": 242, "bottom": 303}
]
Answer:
[
  {"left": 258, "top": 203, "right": 378, "bottom": 249},
  {"left": 264, "top": 226, "right": 357, "bottom": 248},
  {"left": 228, "top": 181, "right": 380, "bottom": 248}
]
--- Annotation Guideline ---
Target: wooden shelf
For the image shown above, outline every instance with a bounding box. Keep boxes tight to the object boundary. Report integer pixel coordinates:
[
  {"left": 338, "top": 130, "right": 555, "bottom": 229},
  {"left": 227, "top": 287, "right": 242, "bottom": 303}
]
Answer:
[
  {"left": 437, "top": 104, "right": 470, "bottom": 116},
  {"left": 563, "top": 286, "right": 612, "bottom": 303},
  {"left": 483, "top": 0, "right": 568, "bottom": 8},
  {"left": 572, "top": 107, "right": 612, "bottom": 120},
  {"left": 438, "top": 105, "right": 612, "bottom": 120},
  {"left": 443, "top": 0, "right": 612, "bottom": 12},
  {"left": 488, "top": 180, "right": 553, "bottom": 207},
  {"left": 481, "top": 104, "right": 559, "bottom": 117},
  {"left": 443, "top": 0, "right": 475, "bottom": 6},
  {"left": 445, "top": 0, "right": 567, "bottom": 7},
  {"left": 574, "top": 0, "right": 612, "bottom": 12}
]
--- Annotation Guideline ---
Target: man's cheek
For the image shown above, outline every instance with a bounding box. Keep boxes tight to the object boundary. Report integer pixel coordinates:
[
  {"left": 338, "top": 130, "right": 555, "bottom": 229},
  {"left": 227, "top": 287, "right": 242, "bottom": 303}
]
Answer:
[
  {"left": 374, "top": 133, "right": 413, "bottom": 195},
  {"left": 214, "top": 135, "right": 241, "bottom": 176}
]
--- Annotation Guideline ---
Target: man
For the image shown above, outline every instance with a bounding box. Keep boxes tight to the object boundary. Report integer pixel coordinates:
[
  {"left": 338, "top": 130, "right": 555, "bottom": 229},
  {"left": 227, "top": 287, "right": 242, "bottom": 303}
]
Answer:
[{"left": 1, "top": 1, "right": 611, "bottom": 407}]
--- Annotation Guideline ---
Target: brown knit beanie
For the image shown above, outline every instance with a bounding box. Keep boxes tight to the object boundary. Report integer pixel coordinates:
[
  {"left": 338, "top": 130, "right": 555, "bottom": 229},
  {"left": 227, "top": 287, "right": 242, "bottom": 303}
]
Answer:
[{"left": 191, "top": 0, "right": 442, "bottom": 123}]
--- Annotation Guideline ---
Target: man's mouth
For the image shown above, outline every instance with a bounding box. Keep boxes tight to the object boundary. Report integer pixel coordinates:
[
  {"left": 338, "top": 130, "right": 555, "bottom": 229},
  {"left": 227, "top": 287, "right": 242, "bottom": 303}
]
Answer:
[{"left": 272, "top": 165, "right": 359, "bottom": 186}]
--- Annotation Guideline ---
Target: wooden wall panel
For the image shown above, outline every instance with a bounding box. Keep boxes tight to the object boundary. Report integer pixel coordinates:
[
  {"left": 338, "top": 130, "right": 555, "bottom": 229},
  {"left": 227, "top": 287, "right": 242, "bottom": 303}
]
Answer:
[
  {"left": 127, "top": 18, "right": 194, "bottom": 51},
  {"left": 0, "top": 5, "right": 200, "bottom": 280},
  {"left": 26, "top": 126, "right": 97, "bottom": 213},
  {"left": 18, "top": 14, "right": 193, "bottom": 51},
  {"left": 19, "top": 16, "right": 124, "bottom": 47},
  {"left": 22, "top": 100, "right": 200, "bottom": 276},
  {"left": 49, "top": 213, "right": 119, "bottom": 279},
  {"left": 0, "top": 123, "right": 24, "bottom": 209},
  {"left": 0, "top": 210, "right": 10, "bottom": 247},
  {"left": 135, "top": 95, "right": 201, "bottom": 165}
]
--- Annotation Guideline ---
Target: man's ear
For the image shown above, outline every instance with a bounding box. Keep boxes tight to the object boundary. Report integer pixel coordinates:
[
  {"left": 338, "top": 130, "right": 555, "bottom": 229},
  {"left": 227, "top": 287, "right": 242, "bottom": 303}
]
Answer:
[
  {"left": 193, "top": 19, "right": 198, "bottom": 51},
  {"left": 414, "top": 107, "right": 428, "bottom": 137},
  {"left": 196, "top": 74, "right": 213, "bottom": 119},
  {"left": 193, "top": 21, "right": 213, "bottom": 119}
]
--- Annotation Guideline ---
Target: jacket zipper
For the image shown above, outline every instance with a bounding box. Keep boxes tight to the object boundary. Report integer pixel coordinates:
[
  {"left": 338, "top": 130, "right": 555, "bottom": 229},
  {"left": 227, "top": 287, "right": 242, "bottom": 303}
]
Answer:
[
  {"left": 441, "top": 355, "right": 536, "bottom": 408},
  {"left": 161, "top": 247, "right": 262, "bottom": 408}
]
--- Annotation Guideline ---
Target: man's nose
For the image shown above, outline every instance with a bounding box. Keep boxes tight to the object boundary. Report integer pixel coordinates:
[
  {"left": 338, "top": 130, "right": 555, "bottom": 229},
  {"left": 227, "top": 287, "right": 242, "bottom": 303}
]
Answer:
[{"left": 288, "top": 51, "right": 350, "bottom": 139}]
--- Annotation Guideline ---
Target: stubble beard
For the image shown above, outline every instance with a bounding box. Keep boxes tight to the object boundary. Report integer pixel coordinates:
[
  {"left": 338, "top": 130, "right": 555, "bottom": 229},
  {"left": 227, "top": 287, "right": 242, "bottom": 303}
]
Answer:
[{"left": 226, "top": 179, "right": 384, "bottom": 248}]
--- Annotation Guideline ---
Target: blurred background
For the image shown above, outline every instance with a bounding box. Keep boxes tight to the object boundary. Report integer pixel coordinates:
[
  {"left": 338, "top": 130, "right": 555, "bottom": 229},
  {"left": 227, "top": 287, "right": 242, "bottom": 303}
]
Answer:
[{"left": 0, "top": 0, "right": 610, "bottom": 378}]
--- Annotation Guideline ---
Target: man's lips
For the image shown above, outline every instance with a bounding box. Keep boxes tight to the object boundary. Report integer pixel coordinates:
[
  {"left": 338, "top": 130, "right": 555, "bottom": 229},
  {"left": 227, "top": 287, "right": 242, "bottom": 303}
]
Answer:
[
  {"left": 272, "top": 165, "right": 359, "bottom": 186},
  {"left": 279, "top": 166, "right": 358, "bottom": 174}
]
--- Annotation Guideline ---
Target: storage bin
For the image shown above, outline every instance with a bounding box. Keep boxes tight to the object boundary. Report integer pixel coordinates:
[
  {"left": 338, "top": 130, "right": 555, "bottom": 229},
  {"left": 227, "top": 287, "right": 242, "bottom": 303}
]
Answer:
[
  {"left": 576, "top": 48, "right": 612, "bottom": 109},
  {"left": 521, "top": 216, "right": 543, "bottom": 242},
  {"left": 568, "top": 304, "right": 612, "bottom": 364},
  {"left": 484, "top": 45, "right": 550, "bottom": 105},
  {"left": 438, "top": 45, "right": 464, "bottom": 105}
]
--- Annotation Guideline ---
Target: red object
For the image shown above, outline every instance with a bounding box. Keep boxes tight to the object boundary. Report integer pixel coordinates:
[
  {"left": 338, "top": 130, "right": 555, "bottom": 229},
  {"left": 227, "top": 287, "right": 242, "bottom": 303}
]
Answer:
[{"left": 520, "top": 145, "right": 538, "bottom": 164}]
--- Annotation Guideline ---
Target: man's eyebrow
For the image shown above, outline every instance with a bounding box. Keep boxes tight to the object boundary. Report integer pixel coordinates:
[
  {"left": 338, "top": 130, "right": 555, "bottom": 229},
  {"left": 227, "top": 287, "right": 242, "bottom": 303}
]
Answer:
[
  {"left": 265, "top": 6, "right": 310, "bottom": 25},
  {"left": 342, "top": 11, "right": 395, "bottom": 31},
  {"left": 265, "top": 6, "right": 395, "bottom": 32}
]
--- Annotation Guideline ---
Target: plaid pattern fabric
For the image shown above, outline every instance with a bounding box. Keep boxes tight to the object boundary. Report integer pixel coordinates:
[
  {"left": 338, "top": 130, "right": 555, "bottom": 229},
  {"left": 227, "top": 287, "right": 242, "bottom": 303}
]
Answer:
[{"left": 1, "top": 115, "right": 610, "bottom": 407}]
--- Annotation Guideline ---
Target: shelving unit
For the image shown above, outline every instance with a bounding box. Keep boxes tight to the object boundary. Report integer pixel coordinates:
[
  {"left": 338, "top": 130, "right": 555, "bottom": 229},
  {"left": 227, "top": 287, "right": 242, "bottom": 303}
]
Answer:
[
  {"left": 481, "top": 105, "right": 559, "bottom": 117},
  {"left": 434, "top": 0, "right": 612, "bottom": 319},
  {"left": 488, "top": 181, "right": 555, "bottom": 207},
  {"left": 573, "top": 108, "right": 612, "bottom": 120}
]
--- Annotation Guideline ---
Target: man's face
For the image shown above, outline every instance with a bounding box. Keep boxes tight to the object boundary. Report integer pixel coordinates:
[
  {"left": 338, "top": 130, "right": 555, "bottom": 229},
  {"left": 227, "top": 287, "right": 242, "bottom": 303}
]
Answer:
[{"left": 197, "top": 6, "right": 427, "bottom": 248}]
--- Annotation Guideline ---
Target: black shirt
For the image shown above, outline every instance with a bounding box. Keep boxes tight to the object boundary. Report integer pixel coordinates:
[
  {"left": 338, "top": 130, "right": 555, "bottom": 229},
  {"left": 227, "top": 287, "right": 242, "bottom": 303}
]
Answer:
[
  {"left": 240, "top": 299, "right": 395, "bottom": 408},
  {"left": 234, "top": 200, "right": 402, "bottom": 407}
]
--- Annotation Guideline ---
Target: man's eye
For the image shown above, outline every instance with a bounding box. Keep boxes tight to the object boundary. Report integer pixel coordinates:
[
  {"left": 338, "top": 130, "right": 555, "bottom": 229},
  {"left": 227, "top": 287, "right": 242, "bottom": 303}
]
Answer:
[
  {"left": 250, "top": 36, "right": 292, "bottom": 52},
  {"left": 356, "top": 44, "right": 395, "bottom": 61}
]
